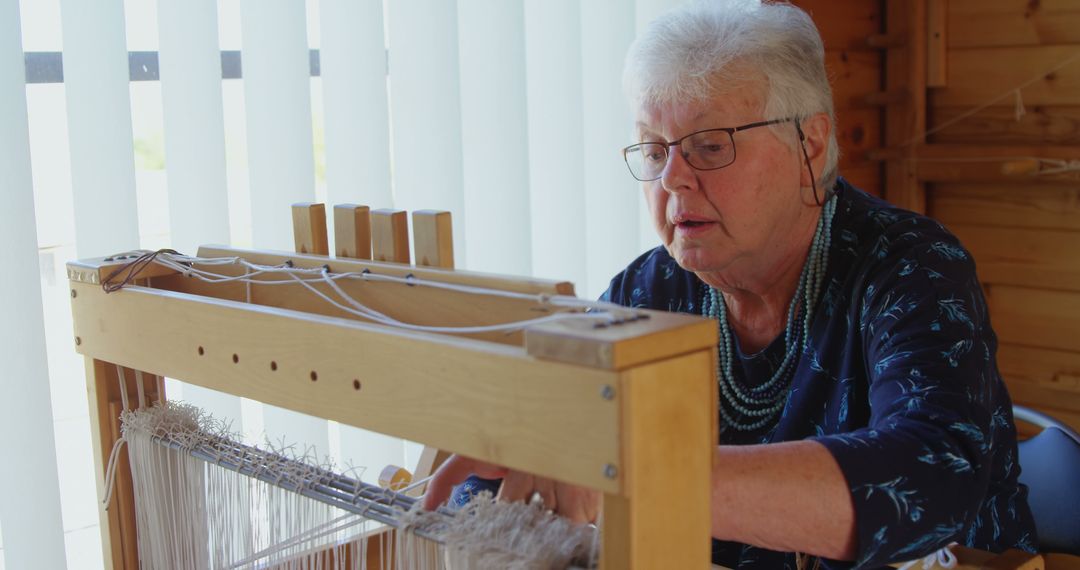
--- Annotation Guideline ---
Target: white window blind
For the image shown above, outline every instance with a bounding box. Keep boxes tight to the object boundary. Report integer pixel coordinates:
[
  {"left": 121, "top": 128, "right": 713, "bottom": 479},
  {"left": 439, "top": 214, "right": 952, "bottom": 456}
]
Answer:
[{"left": 0, "top": 1, "right": 66, "bottom": 566}]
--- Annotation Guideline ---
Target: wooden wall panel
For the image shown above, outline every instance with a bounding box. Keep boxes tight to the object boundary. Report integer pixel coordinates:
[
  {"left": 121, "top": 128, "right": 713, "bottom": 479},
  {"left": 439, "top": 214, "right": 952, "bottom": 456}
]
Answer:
[
  {"left": 795, "top": 0, "right": 885, "bottom": 195},
  {"left": 930, "top": 184, "right": 1080, "bottom": 231},
  {"left": 932, "top": 182, "right": 1080, "bottom": 430},
  {"left": 948, "top": 0, "right": 1080, "bottom": 49},
  {"left": 998, "top": 344, "right": 1080, "bottom": 412},
  {"left": 836, "top": 108, "right": 883, "bottom": 195},
  {"left": 986, "top": 285, "right": 1080, "bottom": 354},
  {"left": 929, "top": 105, "right": 1080, "bottom": 145},
  {"left": 911, "top": 0, "right": 1080, "bottom": 428},
  {"left": 949, "top": 224, "right": 1080, "bottom": 292},
  {"left": 931, "top": 45, "right": 1080, "bottom": 108},
  {"left": 793, "top": 0, "right": 883, "bottom": 50},
  {"left": 825, "top": 50, "right": 884, "bottom": 108}
]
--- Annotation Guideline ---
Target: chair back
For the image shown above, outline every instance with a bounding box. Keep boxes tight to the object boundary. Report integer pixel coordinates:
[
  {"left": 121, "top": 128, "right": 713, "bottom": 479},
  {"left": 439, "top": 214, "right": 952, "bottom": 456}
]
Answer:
[{"left": 1017, "top": 421, "right": 1080, "bottom": 556}]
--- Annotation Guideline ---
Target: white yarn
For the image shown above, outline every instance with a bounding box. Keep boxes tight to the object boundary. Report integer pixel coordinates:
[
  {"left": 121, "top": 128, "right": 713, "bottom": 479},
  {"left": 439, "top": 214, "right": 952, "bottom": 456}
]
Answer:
[
  {"left": 144, "top": 252, "right": 639, "bottom": 334},
  {"left": 896, "top": 544, "right": 959, "bottom": 570},
  {"left": 118, "top": 403, "right": 600, "bottom": 569}
]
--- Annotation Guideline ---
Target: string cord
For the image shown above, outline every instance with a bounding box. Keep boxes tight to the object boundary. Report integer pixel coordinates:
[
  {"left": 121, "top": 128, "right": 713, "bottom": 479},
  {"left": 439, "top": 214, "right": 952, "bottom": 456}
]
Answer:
[
  {"left": 114, "top": 250, "right": 638, "bottom": 335},
  {"left": 903, "top": 50, "right": 1080, "bottom": 148}
]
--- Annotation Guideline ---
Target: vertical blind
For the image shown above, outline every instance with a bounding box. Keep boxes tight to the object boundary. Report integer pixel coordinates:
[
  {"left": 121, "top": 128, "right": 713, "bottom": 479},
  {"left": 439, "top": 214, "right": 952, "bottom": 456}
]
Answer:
[{"left": 3, "top": 0, "right": 679, "bottom": 566}]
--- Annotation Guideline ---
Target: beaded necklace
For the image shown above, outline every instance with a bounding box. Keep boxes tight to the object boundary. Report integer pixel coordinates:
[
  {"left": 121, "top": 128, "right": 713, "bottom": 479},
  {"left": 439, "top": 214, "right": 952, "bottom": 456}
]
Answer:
[{"left": 701, "top": 196, "right": 837, "bottom": 432}]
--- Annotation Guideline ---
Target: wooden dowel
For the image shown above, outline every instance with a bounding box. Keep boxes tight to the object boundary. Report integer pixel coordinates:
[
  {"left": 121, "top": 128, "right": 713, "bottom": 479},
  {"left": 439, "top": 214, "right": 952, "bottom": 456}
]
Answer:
[
  {"left": 333, "top": 204, "right": 372, "bottom": 260},
  {"left": 291, "top": 203, "right": 330, "bottom": 256},
  {"left": 370, "top": 209, "right": 410, "bottom": 264}
]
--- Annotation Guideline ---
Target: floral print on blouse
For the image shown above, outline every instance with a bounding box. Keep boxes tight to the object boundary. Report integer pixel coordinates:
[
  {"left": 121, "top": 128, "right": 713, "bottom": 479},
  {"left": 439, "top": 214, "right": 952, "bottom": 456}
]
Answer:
[{"left": 600, "top": 180, "right": 1037, "bottom": 569}]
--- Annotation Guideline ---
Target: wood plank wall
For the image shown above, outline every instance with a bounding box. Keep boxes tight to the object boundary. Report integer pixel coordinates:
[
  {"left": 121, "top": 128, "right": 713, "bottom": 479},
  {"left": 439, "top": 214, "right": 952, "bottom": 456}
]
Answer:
[
  {"left": 924, "top": 0, "right": 1080, "bottom": 431},
  {"left": 795, "top": 0, "right": 886, "bottom": 197}
]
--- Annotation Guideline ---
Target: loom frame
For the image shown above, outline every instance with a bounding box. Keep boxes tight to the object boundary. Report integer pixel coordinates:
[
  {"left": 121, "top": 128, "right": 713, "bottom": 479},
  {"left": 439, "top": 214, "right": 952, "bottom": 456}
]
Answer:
[{"left": 68, "top": 244, "right": 719, "bottom": 569}]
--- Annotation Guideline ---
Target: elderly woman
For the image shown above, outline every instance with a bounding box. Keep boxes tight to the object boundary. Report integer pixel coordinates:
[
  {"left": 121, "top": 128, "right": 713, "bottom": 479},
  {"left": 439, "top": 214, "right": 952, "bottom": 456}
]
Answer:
[{"left": 425, "top": 1, "right": 1036, "bottom": 567}]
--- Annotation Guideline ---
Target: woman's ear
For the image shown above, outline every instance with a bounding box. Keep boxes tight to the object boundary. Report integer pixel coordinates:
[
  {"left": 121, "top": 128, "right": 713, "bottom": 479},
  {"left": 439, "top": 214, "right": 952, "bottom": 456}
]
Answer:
[{"left": 798, "top": 113, "right": 831, "bottom": 189}]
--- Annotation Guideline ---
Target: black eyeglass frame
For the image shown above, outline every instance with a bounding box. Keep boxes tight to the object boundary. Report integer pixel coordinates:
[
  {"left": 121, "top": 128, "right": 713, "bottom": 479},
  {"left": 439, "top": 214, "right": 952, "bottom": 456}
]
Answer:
[{"left": 621, "top": 117, "right": 796, "bottom": 182}]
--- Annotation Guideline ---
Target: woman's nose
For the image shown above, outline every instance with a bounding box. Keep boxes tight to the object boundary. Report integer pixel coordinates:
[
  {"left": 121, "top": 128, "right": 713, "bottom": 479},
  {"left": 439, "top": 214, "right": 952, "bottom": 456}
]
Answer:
[{"left": 660, "top": 148, "right": 697, "bottom": 193}]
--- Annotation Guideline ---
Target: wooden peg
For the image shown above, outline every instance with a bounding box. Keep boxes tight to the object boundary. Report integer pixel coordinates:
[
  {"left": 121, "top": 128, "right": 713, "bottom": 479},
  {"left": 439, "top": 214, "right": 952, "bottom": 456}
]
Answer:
[
  {"left": 412, "top": 210, "right": 454, "bottom": 269},
  {"left": 370, "top": 209, "right": 410, "bottom": 264},
  {"left": 333, "top": 204, "right": 372, "bottom": 260},
  {"left": 291, "top": 203, "right": 329, "bottom": 256}
]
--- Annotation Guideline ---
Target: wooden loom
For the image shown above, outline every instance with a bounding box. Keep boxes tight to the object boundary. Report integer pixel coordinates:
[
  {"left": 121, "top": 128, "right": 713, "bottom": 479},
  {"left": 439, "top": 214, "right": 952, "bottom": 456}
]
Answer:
[
  {"left": 69, "top": 204, "right": 1049, "bottom": 569},
  {"left": 69, "top": 203, "right": 719, "bottom": 569}
]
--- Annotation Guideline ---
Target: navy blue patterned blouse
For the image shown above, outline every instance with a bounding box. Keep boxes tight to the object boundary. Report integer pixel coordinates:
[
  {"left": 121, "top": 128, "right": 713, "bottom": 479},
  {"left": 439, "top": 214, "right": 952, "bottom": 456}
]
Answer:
[{"left": 600, "top": 180, "right": 1037, "bottom": 569}]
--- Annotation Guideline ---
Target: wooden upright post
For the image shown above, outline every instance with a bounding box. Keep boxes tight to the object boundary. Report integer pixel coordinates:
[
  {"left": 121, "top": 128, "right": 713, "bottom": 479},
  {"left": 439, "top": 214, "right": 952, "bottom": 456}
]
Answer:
[
  {"left": 599, "top": 350, "right": 716, "bottom": 569},
  {"left": 884, "top": 0, "right": 929, "bottom": 213},
  {"left": 83, "top": 357, "right": 164, "bottom": 569}
]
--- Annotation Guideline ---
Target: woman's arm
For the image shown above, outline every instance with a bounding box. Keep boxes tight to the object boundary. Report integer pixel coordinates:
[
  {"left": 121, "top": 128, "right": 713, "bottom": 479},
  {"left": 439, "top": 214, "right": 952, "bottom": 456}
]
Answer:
[{"left": 712, "top": 440, "right": 857, "bottom": 560}]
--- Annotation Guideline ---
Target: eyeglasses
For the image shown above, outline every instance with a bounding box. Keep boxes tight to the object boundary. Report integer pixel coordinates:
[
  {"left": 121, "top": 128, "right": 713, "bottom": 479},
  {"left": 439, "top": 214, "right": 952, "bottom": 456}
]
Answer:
[{"left": 622, "top": 118, "right": 795, "bottom": 182}]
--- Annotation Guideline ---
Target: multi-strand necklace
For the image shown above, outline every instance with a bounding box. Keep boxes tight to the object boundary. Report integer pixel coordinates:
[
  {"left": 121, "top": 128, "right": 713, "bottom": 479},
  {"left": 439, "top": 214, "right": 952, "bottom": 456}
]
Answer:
[{"left": 701, "top": 196, "right": 836, "bottom": 432}]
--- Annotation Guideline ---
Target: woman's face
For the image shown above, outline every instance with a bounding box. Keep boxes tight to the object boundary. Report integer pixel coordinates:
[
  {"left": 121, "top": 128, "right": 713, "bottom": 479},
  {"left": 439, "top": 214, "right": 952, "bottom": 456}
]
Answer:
[{"left": 636, "top": 90, "right": 807, "bottom": 281}]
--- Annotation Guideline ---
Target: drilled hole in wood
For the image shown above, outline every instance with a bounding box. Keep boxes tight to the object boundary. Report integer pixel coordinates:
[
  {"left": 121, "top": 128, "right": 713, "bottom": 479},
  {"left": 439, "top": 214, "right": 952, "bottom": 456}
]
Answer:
[
  {"left": 270, "top": 361, "right": 278, "bottom": 371},
  {"left": 310, "top": 371, "right": 318, "bottom": 382},
  {"left": 353, "top": 379, "right": 361, "bottom": 391},
  {"left": 232, "top": 354, "right": 239, "bottom": 364},
  {"left": 198, "top": 346, "right": 205, "bottom": 356}
]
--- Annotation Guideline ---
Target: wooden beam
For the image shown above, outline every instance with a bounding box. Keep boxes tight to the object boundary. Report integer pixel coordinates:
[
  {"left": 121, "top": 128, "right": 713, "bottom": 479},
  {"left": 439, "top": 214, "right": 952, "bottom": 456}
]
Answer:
[
  {"left": 84, "top": 359, "right": 164, "bottom": 570},
  {"left": 601, "top": 350, "right": 715, "bottom": 569},
  {"left": 884, "top": 0, "right": 928, "bottom": 213},
  {"left": 70, "top": 281, "right": 625, "bottom": 493},
  {"left": 332, "top": 204, "right": 371, "bottom": 260},
  {"left": 291, "top": 203, "right": 329, "bottom": 256},
  {"left": 926, "top": 0, "right": 947, "bottom": 87},
  {"left": 370, "top": 208, "right": 410, "bottom": 264},
  {"left": 411, "top": 210, "right": 454, "bottom": 269}
]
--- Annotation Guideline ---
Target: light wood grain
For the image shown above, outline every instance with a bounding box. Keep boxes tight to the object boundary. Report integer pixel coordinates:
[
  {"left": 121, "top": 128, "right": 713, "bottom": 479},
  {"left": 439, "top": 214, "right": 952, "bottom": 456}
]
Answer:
[
  {"left": 412, "top": 210, "right": 454, "bottom": 269},
  {"left": 371, "top": 208, "right": 410, "bottom": 264},
  {"left": 148, "top": 246, "right": 576, "bottom": 347},
  {"left": 601, "top": 349, "right": 715, "bottom": 570},
  {"left": 291, "top": 203, "right": 330, "bottom": 256},
  {"left": 71, "top": 282, "right": 623, "bottom": 493},
  {"left": 333, "top": 204, "right": 372, "bottom": 260}
]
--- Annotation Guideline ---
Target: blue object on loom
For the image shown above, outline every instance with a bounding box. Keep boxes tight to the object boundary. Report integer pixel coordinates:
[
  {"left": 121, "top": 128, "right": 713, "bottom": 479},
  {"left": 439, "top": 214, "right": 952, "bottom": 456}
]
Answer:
[{"left": 449, "top": 475, "right": 502, "bottom": 509}]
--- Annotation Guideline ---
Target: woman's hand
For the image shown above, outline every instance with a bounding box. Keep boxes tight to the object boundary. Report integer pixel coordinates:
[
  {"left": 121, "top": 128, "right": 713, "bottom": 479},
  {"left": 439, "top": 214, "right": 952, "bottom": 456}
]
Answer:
[{"left": 422, "top": 454, "right": 601, "bottom": 524}]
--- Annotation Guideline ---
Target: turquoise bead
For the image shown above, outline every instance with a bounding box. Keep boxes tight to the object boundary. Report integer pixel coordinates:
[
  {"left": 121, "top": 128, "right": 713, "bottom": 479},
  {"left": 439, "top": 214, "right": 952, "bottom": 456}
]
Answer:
[{"left": 702, "top": 197, "right": 837, "bottom": 432}]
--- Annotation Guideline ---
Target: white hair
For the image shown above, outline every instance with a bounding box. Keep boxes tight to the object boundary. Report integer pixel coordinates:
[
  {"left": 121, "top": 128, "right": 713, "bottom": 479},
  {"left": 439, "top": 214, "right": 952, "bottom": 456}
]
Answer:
[{"left": 624, "top": 0, "right": 839, "bottom": 190}]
